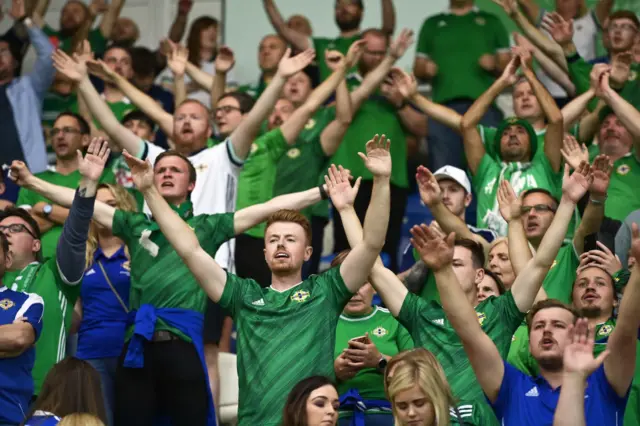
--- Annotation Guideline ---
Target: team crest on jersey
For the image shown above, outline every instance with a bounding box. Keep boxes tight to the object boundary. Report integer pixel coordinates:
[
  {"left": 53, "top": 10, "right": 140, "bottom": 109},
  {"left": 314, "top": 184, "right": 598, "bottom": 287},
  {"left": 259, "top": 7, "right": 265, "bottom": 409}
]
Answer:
[
  {"left": 291, "top": 290, "right": 310, "bottom": 303},
  {"left": 476, "top": 311, "right": 486, "bottom": 326},
  {"left": 250, "top": 143, "right": 259, "bottom": 154},
  {"left": 371, "top": 326, "right": 388, "bottom": 337},
  {"left": 0, "top": 299, "right": 15, "bottom": 310},
  {"left": 475, "top": 17, "right": 486, "bottom": 26},
  {"left": 287, "top": 148, "right": 301, "bottom": 159},
  {"left": 438, "top": 20, "right": 447, "bottom": 28},
  {"left": 629, "top": 71, "right": 637, "bottom": 82},
  {"left": 598, "top": 325, "right": 613, "bottom": 337},
  {"left": 617, "top": 164, "right": 630, "bottom": 176},
  {"left": 305, "top": 118, "right": 316, "bottom": 130},
  {"left": 122, "top": 260, "right": 131, "bottom": 271},
  {"left": 195, "top": 163, "right": 208, "bottom": 173}
]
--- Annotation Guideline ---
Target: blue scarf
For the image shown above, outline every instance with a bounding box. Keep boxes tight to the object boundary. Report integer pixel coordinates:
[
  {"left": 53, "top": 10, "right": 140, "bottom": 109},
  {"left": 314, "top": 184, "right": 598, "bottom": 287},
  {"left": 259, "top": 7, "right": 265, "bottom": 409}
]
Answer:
[
  {"left": 124, "top": 304, "right": 217, "bottom": 426},
  {"left": 339, "top": 388, "right": 392, "bottom": 426}
]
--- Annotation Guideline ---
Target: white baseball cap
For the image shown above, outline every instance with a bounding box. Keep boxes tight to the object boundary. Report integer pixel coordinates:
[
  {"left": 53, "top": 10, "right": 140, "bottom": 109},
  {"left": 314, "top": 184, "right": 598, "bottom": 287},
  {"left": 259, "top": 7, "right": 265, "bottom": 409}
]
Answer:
[{"left": 433, "top": 166, "right": 471, "bottom": 193}]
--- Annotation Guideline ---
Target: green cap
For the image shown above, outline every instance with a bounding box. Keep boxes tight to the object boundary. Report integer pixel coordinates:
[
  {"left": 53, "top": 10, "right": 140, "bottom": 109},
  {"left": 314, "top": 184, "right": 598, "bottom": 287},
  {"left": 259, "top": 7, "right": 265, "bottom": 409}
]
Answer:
[{"left": 493, "top": 117, "right": 539, "bottom": 160}]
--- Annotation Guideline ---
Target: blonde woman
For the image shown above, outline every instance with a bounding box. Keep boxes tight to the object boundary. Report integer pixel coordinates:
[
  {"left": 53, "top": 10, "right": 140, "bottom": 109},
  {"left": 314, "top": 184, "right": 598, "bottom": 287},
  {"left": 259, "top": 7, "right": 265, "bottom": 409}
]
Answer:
[
  {"left": 385, "top": 349, "right": 468, "bottom": 426},
  {"left": 487, "top": 238, "right": 515, "bottom": 290},
  {"left": 59, "top": 413, "right": 106, "bottom": 426},
  {"left": 74, "top": 184, "right": 137, "bottom": 426}
]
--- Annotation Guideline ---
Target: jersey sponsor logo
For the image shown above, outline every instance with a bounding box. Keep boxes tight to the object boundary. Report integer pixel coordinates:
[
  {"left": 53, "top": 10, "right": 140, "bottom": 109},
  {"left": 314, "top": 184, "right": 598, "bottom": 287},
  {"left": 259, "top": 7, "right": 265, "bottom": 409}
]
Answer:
[
  {"left": 476, "top": 311, "right": 486, "bottom": 326},
  {"left": 598, "top": 324, "right": 613, "bottom": 337},
  {"left": 525, "top": 386, "right": 539, "bottom": 397},
  {"left": 475, "top": 16, "right": 486, "bottom": 26},
  {"left": 0, "top": 299, "right": 15, "bottom": 310},
  {"left": 432, "top": 318, "right": 445, "bottom": 326},
  {"left": 371, "top": 326, "right": 388, "bottom": 337},
  {"left": 617, "top": 164, "right": 630, "bottom": 175},
  {"left": 290, "top": 290, "right": 310, "bottom": 303},
  {"left": 252, "top": 298, "right": 265, "bottom": 306},
  {"left": 85, "top": 268, "right": 96, "bottom": 276},
  {"left": 305, "top": 118, "right": 316, "bottom": 130},
  {"left": 287, "top": 148, "right": 301, "bottom": 159}
]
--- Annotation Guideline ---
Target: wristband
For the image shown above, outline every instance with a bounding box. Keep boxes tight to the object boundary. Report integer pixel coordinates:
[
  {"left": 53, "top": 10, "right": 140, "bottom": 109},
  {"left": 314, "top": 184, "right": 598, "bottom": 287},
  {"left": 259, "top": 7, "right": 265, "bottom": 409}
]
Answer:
[
  {"left": 566, "top": 52, "right": 580, "bottom": 64},
  {"left": 589, "top": 195, "right": 607, "bottom": 205},
  {"left": 319, "top": 184, "right": 329, "bottom": 200}
]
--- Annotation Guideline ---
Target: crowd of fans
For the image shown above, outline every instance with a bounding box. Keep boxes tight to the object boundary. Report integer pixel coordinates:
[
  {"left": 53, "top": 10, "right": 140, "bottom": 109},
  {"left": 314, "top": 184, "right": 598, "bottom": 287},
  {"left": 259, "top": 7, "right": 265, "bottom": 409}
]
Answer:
[{"left": 0, "top": 0, "right": 639, "bottom": 425}]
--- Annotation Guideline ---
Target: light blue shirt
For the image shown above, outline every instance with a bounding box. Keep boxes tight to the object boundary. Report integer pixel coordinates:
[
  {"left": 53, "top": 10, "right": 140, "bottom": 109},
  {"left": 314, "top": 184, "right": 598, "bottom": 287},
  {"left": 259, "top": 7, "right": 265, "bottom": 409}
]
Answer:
[{"left": 5, "top": 23, "right": 54, "bottom": 174}]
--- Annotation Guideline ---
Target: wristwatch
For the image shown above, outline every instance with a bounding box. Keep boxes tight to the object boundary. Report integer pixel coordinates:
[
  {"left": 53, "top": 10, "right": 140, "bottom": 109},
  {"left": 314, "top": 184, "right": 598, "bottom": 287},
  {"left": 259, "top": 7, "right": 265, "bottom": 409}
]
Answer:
[
  {"left": 377, "top": 357, "right": 388, "bottom": 373},
  {"left": 42, "top": 204, "right": 53, "bottom": 217}
]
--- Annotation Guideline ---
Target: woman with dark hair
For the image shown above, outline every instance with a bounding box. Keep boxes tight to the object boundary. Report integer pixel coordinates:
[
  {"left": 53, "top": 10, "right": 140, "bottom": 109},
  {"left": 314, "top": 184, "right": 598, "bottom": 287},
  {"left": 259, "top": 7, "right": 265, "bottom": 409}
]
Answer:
[
  {"left": 22, "top": 358, "right": 107, "bottom": 426},
  {"left": 282, "top": 376, "right": 340, "bottom": 426}
]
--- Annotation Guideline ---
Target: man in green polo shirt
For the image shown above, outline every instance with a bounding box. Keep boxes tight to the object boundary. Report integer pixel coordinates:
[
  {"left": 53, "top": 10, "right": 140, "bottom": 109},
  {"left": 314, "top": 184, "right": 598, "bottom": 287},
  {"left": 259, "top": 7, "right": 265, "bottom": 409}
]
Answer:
[
  {"left": 16, "top": 113, "right": 114, "bottom": 260},
  {"left": 263, "top": 0, "right": 395, "bottom": 81},
  {"left": 236, "top": 34, "right": 287, "bottom": 100},
  {"left": 548, "top": 9, "right": 640, "bottom": 110},
  {"left": 413, "top": 0, "right": 510, "bottom": 170},
  {"left": 36, "top": 0, "right": 122, "bottom": 55}
]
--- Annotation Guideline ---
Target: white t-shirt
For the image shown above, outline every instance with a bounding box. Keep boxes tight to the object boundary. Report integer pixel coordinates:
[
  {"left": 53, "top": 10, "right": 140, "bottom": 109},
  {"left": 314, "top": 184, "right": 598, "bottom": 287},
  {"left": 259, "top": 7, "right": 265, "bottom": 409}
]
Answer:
[
  {"left": 144, "top": 138, "right": 243, "bottom": 271},
  {"left": 536, "top": 9, "right": 600, "bottom": 98}
]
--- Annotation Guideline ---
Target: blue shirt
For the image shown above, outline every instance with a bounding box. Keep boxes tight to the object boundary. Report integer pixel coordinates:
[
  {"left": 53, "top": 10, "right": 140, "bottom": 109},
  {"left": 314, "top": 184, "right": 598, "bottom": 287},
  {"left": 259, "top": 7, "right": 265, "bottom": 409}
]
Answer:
[
  {"left": 491, "top": 361, "right": 628, "bottom": 426},
  {"left": 0, "top": 287, "right": 44, "bottom": 425},
  {"left": 76, "top": 246, "right": 130, "bottom": 360},
  {"left": 24, "top": 411, "right": 60, "bottom": 425}
]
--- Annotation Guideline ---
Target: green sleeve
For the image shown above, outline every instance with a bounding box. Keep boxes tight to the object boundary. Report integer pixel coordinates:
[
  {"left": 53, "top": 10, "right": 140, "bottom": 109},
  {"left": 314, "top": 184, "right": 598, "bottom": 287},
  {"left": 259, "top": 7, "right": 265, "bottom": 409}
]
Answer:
[
  {"left": 318, "top": 266, "right": 353, "bottom": 311},
  {"left": 396, "top": 323, "right": 415, "bottom": 351},
  {"left": 418, "top": 272, "right": 441, "bottom": 304},
  {"left": 567, "top": 55, "right": 596, "bottom": 108},
  {"left": 198, "top": 212, "right": 236, "bottom": 256},
  {"left": 218, "top": 272, "right": 257, "bottom": 318},
  {"left": 47, "top": 257, "right": 82, "bottom": 305},
  {"left": 543, "top": 244, "right": 580, "bottom": 303},
  {"left": 415, "top": 18, "right": 432, "bottom": 57},
  {"left": 112, "top": 209, "right": 148, "bottom": 245},
  {"left": 15, "top": 187, "right": 36, "bottom": 208},
  {"left": 489, "top": 14, "right": 510, "bottom": 52},
  {"left": 506, "top": 324, "right": 539, "bottom": 376},
  {"left": 264, "top": 128, "right": 289, "bottom": 162},
  {"left": 494, "top": 291, "right": 526, "bottom": 334},
  {"left": 398, "top": 292, "right": 430, "bottom": 337},
  {"left": 472, "top": 153, "right": 500, "bottom": 193}
]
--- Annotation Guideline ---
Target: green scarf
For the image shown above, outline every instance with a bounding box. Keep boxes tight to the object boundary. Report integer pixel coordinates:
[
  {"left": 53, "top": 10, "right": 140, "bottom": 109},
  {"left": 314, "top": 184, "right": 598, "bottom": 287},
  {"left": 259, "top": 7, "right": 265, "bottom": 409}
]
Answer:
[{"left": 9, "top": 262, "right": 42, "bottom": 293}]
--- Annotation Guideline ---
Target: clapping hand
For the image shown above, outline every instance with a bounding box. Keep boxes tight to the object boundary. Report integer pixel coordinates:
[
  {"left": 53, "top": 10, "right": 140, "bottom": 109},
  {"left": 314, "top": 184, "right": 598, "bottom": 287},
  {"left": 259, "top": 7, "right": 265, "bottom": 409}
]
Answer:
[
  {"left": 389, "top": 28, "right": 414, "bottom": 60},
  {"left": 415, "top": 166, "right": 442, "bottom": 208},
  {"left": 497, "top": 180, "right": 523, "bottom": 222},
  {"left": 410, "top": 224, "right": 455, "bottom": 271},
  {"left": 215, "top": 46, "right": 236, "bottom": 73},
  {"left": 122, "top": 150, "right": 155, "bottom": 192},
  {"left": 561, "top": 162, "right": 592, "bottom": 204},
  {"left": 358, "top": 134, "right": 392, "bottom": 178},
  {"left": 392, "top": 68, "right": 418, "bottom": 99},
  {"left": 499, "top": 55, "right": 521, "bottom": 86},
  {"left": 325, "top": 164, "right": 360, "bottom": 212},
  {"left": 86, "top": 59, "right": 118, "bottom": 84},
  {"left": 167, "top": 43, "right": 189, "bottom": 77},
  {"left": 561, "top": 134, "right": 589, "bottom": 171},
  {"left": 563, "top": 318, "right": 609, "bottom": 378},
  {"left": 52, "top": 49, "right": 88, "bottom": 82},
  {"left": 277, "top": 48, "right": 316, "bottom": 78},
  {"left": 589, "top": 155, "right": 612, "bottom": 199}
]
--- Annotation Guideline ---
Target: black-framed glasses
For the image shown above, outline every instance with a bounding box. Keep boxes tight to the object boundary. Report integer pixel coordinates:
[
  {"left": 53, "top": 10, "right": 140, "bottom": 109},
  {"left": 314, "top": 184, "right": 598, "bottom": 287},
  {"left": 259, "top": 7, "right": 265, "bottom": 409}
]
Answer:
[
  {"left": 51, "top": 127, "right": 81, "bottom": 137},
  {"left": 214, "top": 105, "right": 242, "bottom": 115},
  {"left": 521, "top": 204, "right": 556, "bottom": 214},
  {"left": 0, "top": 223, "right": 37, "bottom": 239}
]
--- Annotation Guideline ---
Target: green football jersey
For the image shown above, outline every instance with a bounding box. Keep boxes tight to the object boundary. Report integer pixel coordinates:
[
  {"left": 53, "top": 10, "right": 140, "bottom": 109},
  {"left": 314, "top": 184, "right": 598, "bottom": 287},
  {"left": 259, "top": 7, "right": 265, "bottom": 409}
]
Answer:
[
  {"left": 43, "top": 26, "right": 108, "bottom": 54},
  {"left": 236, "top": 77, "right": 268, "bottom": 100},
  {"left": 236, "top": 128, "right": 289, "bottom": 238},
  {"left": 219, "top": 267, "right": 353, "bottom": 426},
  {"left": 313, "top": 35, "right": 360, "bottom": 82},
  {"left": 273, "top": 108, "right": 335, "bottom": 218},
  {"left": 542, "top": 244, "right": 580, "bottom": 304},
  {"left": 335, "top": 305, "right": 413, "bottom": 414},
  {"left": 606, "top": 153, "right": 640, "bottom": 221},
  {"left": 112, "top": 208, "right": 235, "bottom": 342},
  {"left": 398, "top": 291, "right": 525, "bottom": 426},
  {"left": 473, "top": 151, "right": 562, "bottom": 236},
  {"left": 4, "top": 260, "right": 81, "bottom": 394},
  {"left": 331, "top": 74, "right": 409, "bottom": 188},
  {"left": 94, "top": 100, "right": 136, "bottom": 130},
  {"left": 16, "top": 169, "right": 115, "bottom": 260},
  {"left": 415, "top": 10, "right": 509, "bottom": 104}
]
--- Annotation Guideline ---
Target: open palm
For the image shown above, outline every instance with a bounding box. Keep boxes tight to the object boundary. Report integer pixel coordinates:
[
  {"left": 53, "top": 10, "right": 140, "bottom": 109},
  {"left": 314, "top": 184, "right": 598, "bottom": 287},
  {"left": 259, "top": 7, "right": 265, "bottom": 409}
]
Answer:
[
  {"left": 392, "top": 69, "right": 417, "bottom": 99},
  {"left": 410, "top": 224, "right": 455, "bottom": 271},
  {"left": 562, "top": 162, "right": 592, "bottom": 204},
  {"left": 589, "top": 155, "right": 612, "bottom": 196},
  {"left": 215, "top": 46, "right": 236, "bottom": 73},
  {"left": 497, "top": 180, "right": 522, "bottom": 222},
  {"left": 561, "top": 134, "right": 589, "bottom": 170},
  {"left": 541, "top": 12, "right": 574, "bottom": 46},
  {"left": 52, "top": 49, "right": 87, "bottom": 82},
  {"left": 87, "top": 59, "right": 117, "bottom": 84},
  {"left": 389, "top": 28, "right": 414, "bottom": 59},
  {"left": 359, "top": 134, "right": 392, "bottom": 178},
  {"left": 122, "top": 151, "right": 155, "bottom": 191},
  {"left": 325, "top": 50, "right": 346, "bottom": 72},
  {"left": 415, "top": 166, "right": 441, "bottom": 207},
  {"left": 325, "top": 165, "right": 360, "bottom": 212},
  {"left": 78, "top": 138, "right": 110, "bottom": 182},
  {"left": 278, "top": 48, "right": 315, "bottom": 77},
  {"left": 168, "top": 44, "right": 188, "bottom": 76},
  {"left": 564, "top": 318, "right": 609, "bottom": 377}
]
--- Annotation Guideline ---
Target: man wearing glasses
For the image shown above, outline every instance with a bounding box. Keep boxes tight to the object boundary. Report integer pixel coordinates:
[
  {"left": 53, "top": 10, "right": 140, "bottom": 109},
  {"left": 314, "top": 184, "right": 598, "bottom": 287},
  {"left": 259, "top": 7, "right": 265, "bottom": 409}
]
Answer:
[
  {"left": 15, "top": 113, "right": 115, "bottom": 260},
  {"left": 0, "top": 140, "right": 102, "bottom": 399}
]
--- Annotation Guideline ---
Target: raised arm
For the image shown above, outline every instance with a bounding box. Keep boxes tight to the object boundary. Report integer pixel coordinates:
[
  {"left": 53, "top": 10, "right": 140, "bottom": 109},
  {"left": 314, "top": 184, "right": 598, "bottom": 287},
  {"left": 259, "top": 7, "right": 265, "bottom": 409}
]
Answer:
[
  {"left": 510, "top": 163, "right": 592, "bottom": 311},
  {"left": 518, "top": 48, "right": 563, "bottom": 172},
  {"left": 594, "top": 0, "right": 615, "bottom": 27},
  {"left": 411, "top": 224, "right": 504, "bottom": 403},
  {"left": 166, "top": 43, "right": 188, "bottom": 106},
  {"left": 561, "top": 88, "right": 595, "bottom": 130},
  {"left": 554, "top": 319, "right": 610, "bottom": 426},
  {"left": 350, "top": 29, "right": 413, "bottom": 111},
  {"left": 381, "top": 73, "right": 428, "bottom": 138},
  {"left": 262, "top": 0, "right": 310, "bottom": 52},
  {"left": 98, "top": 0, "right": 124, "bottom": 39},
  {"left": 124, "top": 152, "right": 227, "bottom": 302},
  {"left": 336, "top": 135, "right": 391, "bottom": 293},
  {"left": 229, "top": 48, "right": 315, "bottom": 160},
  {"left": 497, "top": 180, "right": 532, "bottom": 275},
  {"left": 601, "top": 72, "right": 640, "bottom": 140},
  {"left": 603, "top": 224, "right": 640, "bottom": 397},
  {"left": 394, "top": 70, "right": 461, "bottom": 131},
  {"left": 32, "top": 0, "right": 50, "bottom": 22},
  {"left": 415, "top": 166, "right": 490, "bottom": 251},
  {"left": 380, "top": 0, "right": 396, "bottom": 36},
  {"left": 210, "top": 46, "right": 235, "bottom": 110},
  {"left": 516, "top": 0, "right": 541, "bottom": 24},
  {"left": 460, "top": 56, "right": 520, "bottom": 175},
  {"left": 327, "top": 164, "right": 407, "bottom": 316},
  {"left": 167, "top": 0, "right": 191, "bottom": 44},
  {"left": 24, "top": 18, "right": 55, "bottom": 99},
  {"left": 55, "top": 139, "right": 109, "bottom": 285}
]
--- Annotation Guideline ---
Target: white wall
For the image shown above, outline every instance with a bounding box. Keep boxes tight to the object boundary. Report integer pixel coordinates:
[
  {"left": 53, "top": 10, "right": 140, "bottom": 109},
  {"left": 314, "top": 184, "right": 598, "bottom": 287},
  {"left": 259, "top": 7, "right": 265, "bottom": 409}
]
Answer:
[{"left": 225, "top": 0, "right": 451, "bottom": 85}]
